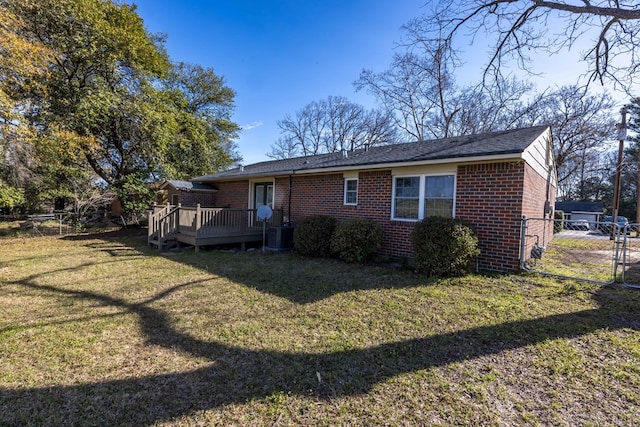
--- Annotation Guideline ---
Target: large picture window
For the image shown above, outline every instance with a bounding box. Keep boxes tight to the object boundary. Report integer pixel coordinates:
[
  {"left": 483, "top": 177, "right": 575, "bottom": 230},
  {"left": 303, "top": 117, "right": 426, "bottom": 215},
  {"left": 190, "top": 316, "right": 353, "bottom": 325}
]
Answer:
[
  {"left": 425, "top": 175, "right": 455, "bottom": 218},
  {"left": 392, "top": 174, "right": 455, "bottom": 220}
]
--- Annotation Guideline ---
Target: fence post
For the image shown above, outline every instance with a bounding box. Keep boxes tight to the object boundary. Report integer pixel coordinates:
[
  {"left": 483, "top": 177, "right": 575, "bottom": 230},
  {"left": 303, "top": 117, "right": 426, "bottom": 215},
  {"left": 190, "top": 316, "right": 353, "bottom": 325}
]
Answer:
[{"left": 519, "top": 216, "right": 528, "bottom": 270}]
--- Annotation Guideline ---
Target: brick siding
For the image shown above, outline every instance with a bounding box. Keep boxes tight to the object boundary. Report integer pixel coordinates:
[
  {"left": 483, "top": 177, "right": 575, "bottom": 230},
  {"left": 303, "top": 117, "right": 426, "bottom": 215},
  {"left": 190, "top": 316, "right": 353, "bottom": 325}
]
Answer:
[
  {"left": 274, "top": 177, "right": 291, "bottom": 223},
  {"left": 212, "top": 181, "right": 249, "bottom": 208},
  {"left": 179, "top": 191, "right": 216, "bottom": 207},
  {"left": 456, "top": 162, "right": 526, "bottom": 271},
  {"left": 185, "top": 160, "right": 555, "bottom": 272},
  {"left": 456, "top": 161, "right": 555, "bottom": 271},
  {"left": 520, "top": 164, "right": 556, "bottom": 265},
  {"left": 289, "top": 170, "right": 417, "bottom": 261}
]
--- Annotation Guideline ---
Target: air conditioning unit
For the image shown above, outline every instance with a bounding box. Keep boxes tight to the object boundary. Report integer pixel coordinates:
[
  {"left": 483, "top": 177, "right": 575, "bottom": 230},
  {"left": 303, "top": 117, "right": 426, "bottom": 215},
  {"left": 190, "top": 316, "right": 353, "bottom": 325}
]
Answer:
[{"left": 266, "top": 226, "right": 294, "bottom": 251}]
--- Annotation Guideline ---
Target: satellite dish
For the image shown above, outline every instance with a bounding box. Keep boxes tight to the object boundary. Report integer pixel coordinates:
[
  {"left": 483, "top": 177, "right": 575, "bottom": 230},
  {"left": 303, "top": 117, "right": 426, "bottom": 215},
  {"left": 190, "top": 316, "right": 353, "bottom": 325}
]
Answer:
[
  {"left": 256, "top": 205, "right": 273, "bottom": 253},
  {"left": 257, "top": 204, "right": 273, "bottom": 221}
]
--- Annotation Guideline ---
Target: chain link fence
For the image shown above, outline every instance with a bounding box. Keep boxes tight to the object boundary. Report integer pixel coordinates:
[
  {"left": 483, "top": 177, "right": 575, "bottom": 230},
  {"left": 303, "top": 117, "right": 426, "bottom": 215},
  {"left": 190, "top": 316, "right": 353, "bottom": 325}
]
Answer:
[
  {"left": 621, "top": 223, "right": 640, "bottom": 288},
  {"left": 521, "top": 217, "right": 622, "bottom": 285}
]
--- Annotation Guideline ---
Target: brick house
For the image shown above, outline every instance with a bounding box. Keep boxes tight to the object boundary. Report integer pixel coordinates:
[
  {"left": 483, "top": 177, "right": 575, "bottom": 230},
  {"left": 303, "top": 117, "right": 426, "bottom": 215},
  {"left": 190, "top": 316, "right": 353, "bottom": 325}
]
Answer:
[
  {"left": 174, "top": 126, "right": 556, "bottom": 272},
  {"left": 157, "top": 180, "right": 217, "bottom": 206}
]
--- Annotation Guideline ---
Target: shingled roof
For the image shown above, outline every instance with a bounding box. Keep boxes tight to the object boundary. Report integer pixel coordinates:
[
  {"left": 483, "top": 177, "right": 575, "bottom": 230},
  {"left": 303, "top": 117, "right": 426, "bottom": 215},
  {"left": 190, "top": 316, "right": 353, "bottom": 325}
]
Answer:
[
  {"left": 161, "top": 180, "right": 217, "bottom": 191},
  {"left": 555, "top": 201, "right": 604, "bottom": 214},
  {"left": 193, "top": 125, "right": 550, "bottom": 182}
]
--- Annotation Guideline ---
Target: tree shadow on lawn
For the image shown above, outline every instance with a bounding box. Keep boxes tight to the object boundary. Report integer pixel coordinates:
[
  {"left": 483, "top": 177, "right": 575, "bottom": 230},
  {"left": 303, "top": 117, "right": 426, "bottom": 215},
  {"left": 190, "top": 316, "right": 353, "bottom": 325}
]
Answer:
[
  {"left": 2, "top": 265, "right": 639, "bottom": 425},
  {"left": 65, "top": 230, "right": 428, "bottom": 304},
  {"left": 198, "top": 251, "right": 429, "bottom": 304}
]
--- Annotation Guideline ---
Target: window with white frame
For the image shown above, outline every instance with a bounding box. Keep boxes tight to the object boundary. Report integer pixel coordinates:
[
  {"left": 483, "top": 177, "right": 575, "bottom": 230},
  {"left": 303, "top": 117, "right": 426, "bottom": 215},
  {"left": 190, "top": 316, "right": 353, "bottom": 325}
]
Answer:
[
  {"left": 392, "top": 174, "right": 455, "bottom": 220},
  {"left": 344, "top": 178, "right": 358, "bottom": 205},
  {"left": 424, "top": 175, "right": 455, "bottom": 218},
  {"left": 393, "top": 177, "right": 420, "bottom": 219}
]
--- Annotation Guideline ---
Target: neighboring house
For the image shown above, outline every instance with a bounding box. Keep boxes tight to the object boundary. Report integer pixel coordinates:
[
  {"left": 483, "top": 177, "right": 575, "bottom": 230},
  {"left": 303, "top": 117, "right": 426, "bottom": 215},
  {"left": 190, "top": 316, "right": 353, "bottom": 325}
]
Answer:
[
  {"left": 162, "top": 125, "right": 556, "bottom": 272},
  {"left": 158, "top": 180, "right": 218, "bottom": 206},
  {"left": 555, "top": 201, "right": 604, "bottom": 224}
]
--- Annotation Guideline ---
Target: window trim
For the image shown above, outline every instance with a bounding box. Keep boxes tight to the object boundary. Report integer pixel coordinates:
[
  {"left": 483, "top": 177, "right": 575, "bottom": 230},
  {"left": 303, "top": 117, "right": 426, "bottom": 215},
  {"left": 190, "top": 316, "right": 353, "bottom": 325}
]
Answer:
[
  {"left": 249, "top": 180, "right": 275, "bottom": 209},
  {"left": 344, "top": 178, "right": 358, "bottom": 206},
  {"left": 391, "top": 173, "right": 456, "bottom": 221}
]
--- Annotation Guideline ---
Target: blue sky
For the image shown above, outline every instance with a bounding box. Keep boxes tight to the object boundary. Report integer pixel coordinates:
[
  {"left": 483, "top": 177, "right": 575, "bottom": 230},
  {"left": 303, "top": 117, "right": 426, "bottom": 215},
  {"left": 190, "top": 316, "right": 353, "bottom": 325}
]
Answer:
[
  {"left": 129, "top": 1, "right": 629, "bottom": 166},
  {"left": 129, "top": 1, "right": 433, "bottom": 164}
]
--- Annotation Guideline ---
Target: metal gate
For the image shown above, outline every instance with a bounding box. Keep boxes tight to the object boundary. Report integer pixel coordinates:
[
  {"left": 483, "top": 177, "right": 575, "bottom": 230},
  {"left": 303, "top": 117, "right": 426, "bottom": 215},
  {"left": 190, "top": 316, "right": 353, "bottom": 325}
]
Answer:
[
  {"left": 520, "top": 217, "right": 622, "bottom": 285},
  {"left": 622, "top": 223, "right": 640, "bottom": 288}
]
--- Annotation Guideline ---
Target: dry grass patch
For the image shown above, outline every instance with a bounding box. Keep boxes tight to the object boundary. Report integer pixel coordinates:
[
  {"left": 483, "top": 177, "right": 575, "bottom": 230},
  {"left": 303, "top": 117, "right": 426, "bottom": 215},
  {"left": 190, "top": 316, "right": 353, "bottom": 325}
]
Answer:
[
  {"left": 529, "top": 235, "right": 618, "bottom": 283},
  {"left": 1, "top": 230, "right": 639, "bottom": 425}
]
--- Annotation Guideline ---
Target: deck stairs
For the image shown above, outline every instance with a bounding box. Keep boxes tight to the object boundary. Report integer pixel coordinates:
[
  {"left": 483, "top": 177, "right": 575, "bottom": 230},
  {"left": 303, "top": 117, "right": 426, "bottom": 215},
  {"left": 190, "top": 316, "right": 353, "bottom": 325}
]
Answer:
[{"left": 148, "top": 204, "right": 179, "bottom": 251}]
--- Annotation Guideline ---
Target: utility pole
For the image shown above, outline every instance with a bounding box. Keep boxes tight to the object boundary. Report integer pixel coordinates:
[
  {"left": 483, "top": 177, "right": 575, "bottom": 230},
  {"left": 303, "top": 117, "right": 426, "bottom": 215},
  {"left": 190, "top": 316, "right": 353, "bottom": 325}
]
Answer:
[
  {"left": 637, "top": 131, "right": 640, "bottom": 225},
  {"left": 612, "top": 107, "right": 628, "bottom": 235}
]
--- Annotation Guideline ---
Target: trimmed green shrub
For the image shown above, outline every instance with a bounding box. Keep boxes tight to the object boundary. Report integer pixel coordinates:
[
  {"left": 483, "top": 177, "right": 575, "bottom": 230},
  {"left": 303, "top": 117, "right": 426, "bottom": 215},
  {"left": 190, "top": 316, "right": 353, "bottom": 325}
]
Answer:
[
  {"left": 293, "top": 215, "right": 336, "bottom": 257},
  {"left": 411, "top": 216, "right": 480, "bottom": 277},
  {"left": 330, "top": 218, "right": 383, "bottom": 263},
  {"left": 554, "top": 210, "right": 564, "bottom": 233}
]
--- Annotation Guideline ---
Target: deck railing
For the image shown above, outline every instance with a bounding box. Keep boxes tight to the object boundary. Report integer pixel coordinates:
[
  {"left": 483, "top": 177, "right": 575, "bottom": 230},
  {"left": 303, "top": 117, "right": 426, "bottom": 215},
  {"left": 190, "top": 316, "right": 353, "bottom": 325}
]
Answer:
[
  {"left": 178, "top": 205, "right": 283, "bottom": 235},
  {"left": 149, "top": 204, "right": 283, "bottom": 246},
  {"left": 148, "top": 204, "right": 179, "bottom": 246}
]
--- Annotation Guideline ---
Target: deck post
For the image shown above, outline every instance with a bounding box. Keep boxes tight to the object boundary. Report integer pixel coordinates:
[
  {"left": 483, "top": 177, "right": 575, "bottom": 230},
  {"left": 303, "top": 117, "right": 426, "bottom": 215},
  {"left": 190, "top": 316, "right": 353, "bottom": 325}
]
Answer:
[{"left": 196, "top": 204, "right": 201, "bottom": 236}]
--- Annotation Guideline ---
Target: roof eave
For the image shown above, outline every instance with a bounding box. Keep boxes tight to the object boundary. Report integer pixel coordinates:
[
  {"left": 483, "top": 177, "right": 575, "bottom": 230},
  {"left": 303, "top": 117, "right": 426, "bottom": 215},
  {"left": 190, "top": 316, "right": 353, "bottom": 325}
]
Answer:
[
  {"left": 295, "top": 152, "right": 525, "bottom": 175},
  {"left": 184, "top": 188, "right": 218, "bottom": 192},
  {"left": 192, "top": 170, "right": 296, "bottom": 182},
  {"left": 194, "top": 152, "right": 524, "bottom": 182}
]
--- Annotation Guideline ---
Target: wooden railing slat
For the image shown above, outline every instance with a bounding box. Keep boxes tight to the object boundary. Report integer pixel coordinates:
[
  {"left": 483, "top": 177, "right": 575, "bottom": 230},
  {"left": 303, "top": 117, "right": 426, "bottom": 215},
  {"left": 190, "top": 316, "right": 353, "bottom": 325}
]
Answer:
[{"left": 149, "top": 206, "right": 284, "bottom": 246}]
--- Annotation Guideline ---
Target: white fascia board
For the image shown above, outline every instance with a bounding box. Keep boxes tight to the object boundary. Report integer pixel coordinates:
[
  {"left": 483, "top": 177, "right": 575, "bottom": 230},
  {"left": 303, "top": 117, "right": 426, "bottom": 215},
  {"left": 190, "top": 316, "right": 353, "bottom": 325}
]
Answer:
[{"left": 292, "top": 153, "right": 524, "bottom": 175}]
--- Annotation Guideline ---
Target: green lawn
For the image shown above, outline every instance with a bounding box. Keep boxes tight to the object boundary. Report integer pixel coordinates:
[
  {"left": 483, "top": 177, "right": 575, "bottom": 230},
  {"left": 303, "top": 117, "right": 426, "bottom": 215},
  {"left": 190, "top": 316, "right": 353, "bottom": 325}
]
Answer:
[{"left": 1, "top": 229, "right": 639, "bottom": 425}]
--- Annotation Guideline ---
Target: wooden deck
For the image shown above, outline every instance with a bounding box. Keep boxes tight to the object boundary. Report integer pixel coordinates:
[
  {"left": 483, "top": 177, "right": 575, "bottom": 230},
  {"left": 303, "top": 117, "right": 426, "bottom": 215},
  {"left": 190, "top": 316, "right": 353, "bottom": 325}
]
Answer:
[{"left": 148, "top": 204, "right": 283, "bottom": 251}]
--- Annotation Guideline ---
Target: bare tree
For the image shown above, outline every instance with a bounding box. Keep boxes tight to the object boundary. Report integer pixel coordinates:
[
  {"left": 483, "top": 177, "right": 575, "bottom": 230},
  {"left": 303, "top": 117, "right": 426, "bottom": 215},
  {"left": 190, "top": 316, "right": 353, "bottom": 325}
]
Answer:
[
  {"left": 270, "top": 96, "right": 398, "bottom": 159},
  {"left": 355, "top": 34, "right": 544, "bottom": 141},
  {"left": 414, "top": 0, "right": 640, "bottom": 91},
  {"left": 517, "top": 85, "right": 616, "bottom": 199},
  {"left": 355, "top": 40, "right": 459, "bottom": 141},
  {"left": 266, "top": 136, "right": 300, "bottom": 160},
  {"left": 450, "top": 77, "right": 541, "bottom": 135}
]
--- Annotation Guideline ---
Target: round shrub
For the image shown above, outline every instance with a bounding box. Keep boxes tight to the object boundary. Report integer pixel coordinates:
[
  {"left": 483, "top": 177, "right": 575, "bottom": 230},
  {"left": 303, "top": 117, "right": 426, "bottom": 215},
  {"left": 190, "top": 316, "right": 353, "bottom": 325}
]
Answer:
[
  {"left": 330, "top": 218, "right": 383, "bottom": 263},
  {"left": 293, "top": 215, "right": 336, "bottom": 257},
  {"left": 411, "top": 216, "right": 480, "bottom": 277}
]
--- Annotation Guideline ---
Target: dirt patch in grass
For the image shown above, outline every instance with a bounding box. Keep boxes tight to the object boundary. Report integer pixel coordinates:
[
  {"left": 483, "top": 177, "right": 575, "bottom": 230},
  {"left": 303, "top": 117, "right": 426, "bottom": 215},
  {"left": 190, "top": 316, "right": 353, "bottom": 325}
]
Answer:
[
  {"left": 1, "top": 232, "right": 639, "bottom": 425},
  {"left": 529, "top": 236, "right": 618, "bottom": 283}
]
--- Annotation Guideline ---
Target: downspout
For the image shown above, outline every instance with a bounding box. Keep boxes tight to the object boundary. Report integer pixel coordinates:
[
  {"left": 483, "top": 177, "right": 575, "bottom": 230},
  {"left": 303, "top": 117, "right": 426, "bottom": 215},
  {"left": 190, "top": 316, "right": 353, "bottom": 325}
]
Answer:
[{"left": 288, "top": 174, "right": 292, "bottom": 225}]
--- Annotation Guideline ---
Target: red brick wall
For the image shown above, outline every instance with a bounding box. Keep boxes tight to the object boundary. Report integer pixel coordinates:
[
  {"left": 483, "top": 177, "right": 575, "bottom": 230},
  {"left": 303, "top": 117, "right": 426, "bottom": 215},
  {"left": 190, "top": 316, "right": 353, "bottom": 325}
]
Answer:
[
  {"left": 455, "top": 161, "right": 526, "bottom": 271},
  {"left": 455, "top": 161, "right": 555, "bottom": 272},
  {"left": 214, "top": 181, "right": 250, "bottom": 208},
  {"left": 288, "top": 170, "right": 417, "bottom": 260},
  {"left": 520, "top": 163, "right": 556, "bottom": 264},
  {"left": 289, "top": 173, "right": 344, "bottom": 219},
  {"left": 290, "top": 171, "right": 393, "bottom": 222},
  {"left": 179, "top": 191, "right": 216, "bottom": 207},
  {"left": 274, "top": 177, "right": 291, "bottom": 222}
]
